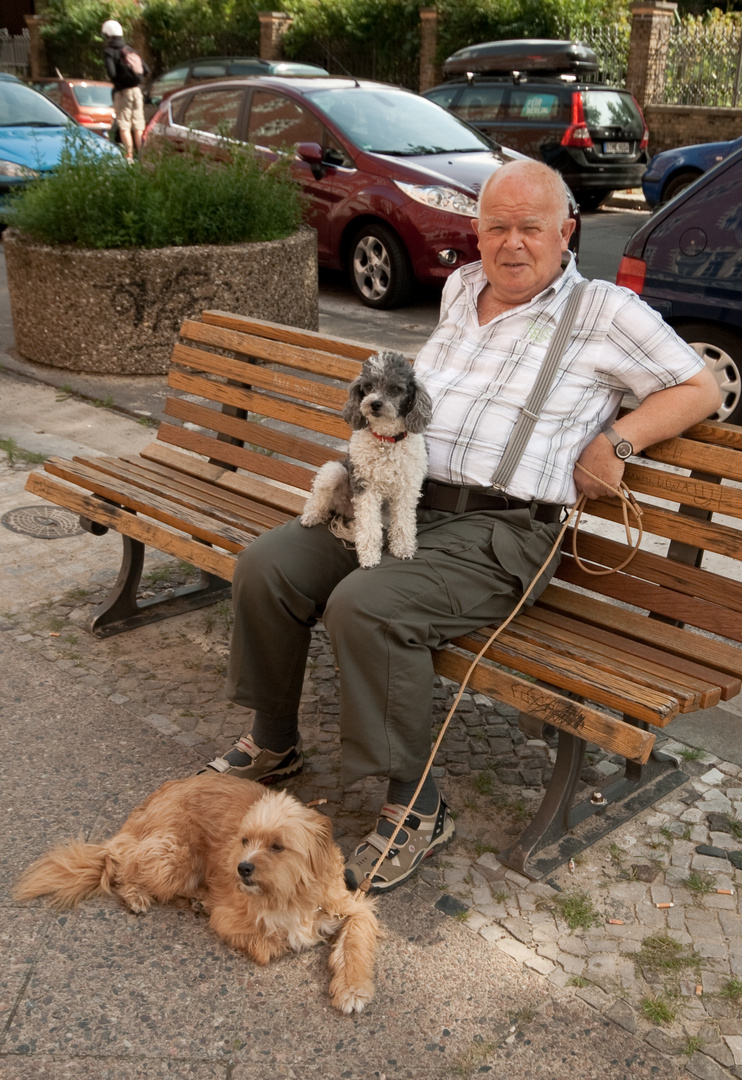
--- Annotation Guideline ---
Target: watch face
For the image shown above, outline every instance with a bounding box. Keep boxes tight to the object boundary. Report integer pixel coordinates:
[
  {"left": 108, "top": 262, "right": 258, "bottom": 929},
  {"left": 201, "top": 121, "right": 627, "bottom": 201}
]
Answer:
[{"left": 616, "top": 441, "right": 632, "bottom": 459}]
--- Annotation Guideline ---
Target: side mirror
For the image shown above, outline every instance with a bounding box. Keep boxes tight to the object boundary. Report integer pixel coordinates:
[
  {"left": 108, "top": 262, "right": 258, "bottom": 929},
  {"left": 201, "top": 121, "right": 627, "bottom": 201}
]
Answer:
[{"left": 296, "top": 141, "right": 325, "bottom": 179}]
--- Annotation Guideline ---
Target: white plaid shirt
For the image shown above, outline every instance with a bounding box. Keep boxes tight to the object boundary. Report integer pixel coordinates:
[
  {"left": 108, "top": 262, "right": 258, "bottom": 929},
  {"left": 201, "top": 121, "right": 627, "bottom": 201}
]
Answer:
[{"left": 414, "top": 257, "right": 705, "bottom": 506}]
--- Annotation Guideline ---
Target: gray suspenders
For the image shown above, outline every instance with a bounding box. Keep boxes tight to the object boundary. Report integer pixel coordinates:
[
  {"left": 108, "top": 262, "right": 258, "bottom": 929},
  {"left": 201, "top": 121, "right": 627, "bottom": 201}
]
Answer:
[{"left": 489, "top": 279, "right": 589, "bottom": 494}]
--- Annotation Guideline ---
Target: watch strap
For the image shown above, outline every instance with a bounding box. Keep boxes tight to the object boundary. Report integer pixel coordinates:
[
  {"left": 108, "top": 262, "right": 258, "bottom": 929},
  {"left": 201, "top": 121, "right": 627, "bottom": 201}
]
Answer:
[{"left": 604, "top": 426, "right": 633, "bottom": 457}]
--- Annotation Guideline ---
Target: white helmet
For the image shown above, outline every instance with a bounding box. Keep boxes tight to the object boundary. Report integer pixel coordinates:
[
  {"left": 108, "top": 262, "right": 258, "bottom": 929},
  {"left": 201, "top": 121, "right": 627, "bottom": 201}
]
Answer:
[{"left": 101, "top": 20, "right": 123, "bottom": 38}]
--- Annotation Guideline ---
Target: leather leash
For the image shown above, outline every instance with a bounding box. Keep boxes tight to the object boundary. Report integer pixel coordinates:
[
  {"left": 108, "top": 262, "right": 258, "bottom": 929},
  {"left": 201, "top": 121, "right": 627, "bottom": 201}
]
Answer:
[{"left": 354, "top": 464, "right": 644, "bottom": 896}]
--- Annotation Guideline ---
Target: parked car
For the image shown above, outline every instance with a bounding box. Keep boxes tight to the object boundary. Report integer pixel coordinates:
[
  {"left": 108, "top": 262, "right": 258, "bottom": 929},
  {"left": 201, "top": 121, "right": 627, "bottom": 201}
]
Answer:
[
  {"left": 423, "top": 39, "right": 649, "bottom": 212},
  {"left": 30, "top": 77, "right": 115, "bottom": 136},
  {"left": 147, "top": 56, "right": 329, "bottom": 109},
  {"left": 616, "top": 146, "right": 742, "bottom": 424},
  {"left": 143, "top": 75, "right": 580, "bottom": 309},
  {"left": 641, "top": 134, "right": 742, "bottom": 208},
  {"left": 0, "top": 75, "right": 120, "bottom": 216}
]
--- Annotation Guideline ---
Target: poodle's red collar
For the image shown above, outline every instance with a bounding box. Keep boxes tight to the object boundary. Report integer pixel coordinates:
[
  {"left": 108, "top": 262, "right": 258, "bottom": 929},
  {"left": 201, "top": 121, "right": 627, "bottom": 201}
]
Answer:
[{"left": 371, "top": 431, "right": 407, "bottom": 443}]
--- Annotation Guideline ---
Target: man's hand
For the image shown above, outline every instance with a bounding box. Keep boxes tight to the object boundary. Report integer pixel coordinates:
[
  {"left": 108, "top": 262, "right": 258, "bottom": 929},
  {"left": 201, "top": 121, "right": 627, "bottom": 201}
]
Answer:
[{"left": 574, "top": 434, "right": 625, "bottom": 500}]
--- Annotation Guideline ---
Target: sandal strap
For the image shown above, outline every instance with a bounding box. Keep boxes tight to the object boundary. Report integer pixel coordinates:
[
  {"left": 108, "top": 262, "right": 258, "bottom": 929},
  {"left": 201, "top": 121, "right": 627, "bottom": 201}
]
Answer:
[
  {"left": 359, "top": 830, "right": 401, "bottom": 857},
  {"left": 206, "top": 756, "right": 231, "bottom": 774},
  {"left": 234, "top": 736, "right": 259, "bottom": 758}
]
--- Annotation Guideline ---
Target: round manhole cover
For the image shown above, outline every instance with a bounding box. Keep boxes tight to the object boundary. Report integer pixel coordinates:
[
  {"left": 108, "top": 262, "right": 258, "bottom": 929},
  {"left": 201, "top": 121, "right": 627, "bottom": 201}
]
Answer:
[{"left": 1, "top": 505, "right": 85, "bottom": 539}]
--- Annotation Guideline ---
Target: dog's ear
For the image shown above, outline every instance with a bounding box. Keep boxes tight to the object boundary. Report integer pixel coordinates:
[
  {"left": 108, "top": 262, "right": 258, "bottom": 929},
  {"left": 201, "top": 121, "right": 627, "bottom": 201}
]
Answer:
[
  {"left": 305, "top": 812, "right": 339, "bottom": 882},
  {"left": 343, "top": 377, "right": 367, "bottom": 430},
  {"left": 404, "top": 378, "right": 433, "bottom": 434}
]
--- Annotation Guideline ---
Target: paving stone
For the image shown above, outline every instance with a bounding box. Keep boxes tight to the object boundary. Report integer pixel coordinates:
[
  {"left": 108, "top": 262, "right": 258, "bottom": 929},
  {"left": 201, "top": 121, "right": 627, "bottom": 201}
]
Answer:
[
  {"left": 686, "top": 1051, "right": 738, "bottom": 1080},
  {"left": 605, "top": 999, "right": 638, "bottom": 1034}
]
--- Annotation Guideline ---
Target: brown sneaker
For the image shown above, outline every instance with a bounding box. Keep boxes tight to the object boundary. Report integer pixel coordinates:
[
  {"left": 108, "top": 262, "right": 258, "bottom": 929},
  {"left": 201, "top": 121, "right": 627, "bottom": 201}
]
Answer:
[{"left": 200, "top": 733, "right": 303, "bottom": 784}]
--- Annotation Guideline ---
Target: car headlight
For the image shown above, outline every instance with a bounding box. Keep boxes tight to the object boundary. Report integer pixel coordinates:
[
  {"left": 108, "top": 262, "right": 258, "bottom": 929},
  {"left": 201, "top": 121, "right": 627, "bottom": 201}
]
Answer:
[
  {"left": 394, "top": 180, "right": 477, "bottom": 218},
  {"left": 0, "top": 159, "right": 40, "bottom": 178}
]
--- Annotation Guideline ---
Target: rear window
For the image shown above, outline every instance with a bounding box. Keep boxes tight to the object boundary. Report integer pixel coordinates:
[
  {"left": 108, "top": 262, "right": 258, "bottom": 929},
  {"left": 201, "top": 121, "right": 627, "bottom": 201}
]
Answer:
[
  {"left": 582, "top": 90, "right": 642, "bottom": 130},
  {"left": 507, "top": 89, "right": 561, "bottom": 120},
  {"left": 456, "top": 84, "right": 507, "bottom": 122},
  {"left": 180, "top": 88, "right": 245, "bottom": 137},
  {"left": 72, "top": 84, "right": 113, "bottom": 108}
]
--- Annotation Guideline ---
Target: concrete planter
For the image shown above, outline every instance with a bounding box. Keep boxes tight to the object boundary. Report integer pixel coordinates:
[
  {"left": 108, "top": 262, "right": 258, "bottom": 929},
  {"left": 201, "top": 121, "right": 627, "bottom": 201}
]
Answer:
[{"left": 4, "top": 227, "right": 318, "bottom": 376}]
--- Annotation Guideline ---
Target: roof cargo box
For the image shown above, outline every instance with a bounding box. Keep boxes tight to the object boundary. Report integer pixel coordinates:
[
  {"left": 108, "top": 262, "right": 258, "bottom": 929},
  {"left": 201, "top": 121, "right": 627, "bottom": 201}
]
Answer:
[{"left": 442, "top": 39, "right": 599, "bottom": 78}]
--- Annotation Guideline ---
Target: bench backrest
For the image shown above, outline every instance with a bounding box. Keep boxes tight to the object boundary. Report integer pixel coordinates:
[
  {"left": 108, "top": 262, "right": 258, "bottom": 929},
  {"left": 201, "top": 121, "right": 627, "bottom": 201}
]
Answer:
[{"left": 156, "top": 311, "right": 742, "bottom": 675}]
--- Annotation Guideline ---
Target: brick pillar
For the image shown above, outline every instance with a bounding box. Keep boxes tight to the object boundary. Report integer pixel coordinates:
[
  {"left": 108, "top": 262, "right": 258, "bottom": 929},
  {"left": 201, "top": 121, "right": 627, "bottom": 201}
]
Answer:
[
  {"left": 626, "top": 0, "right": 677, "bottom": 110},
  {"left": 419, "top": 7, "right": 439, "bottom": 93},
  {"left": 258, "top": 11, "right": 293, "bottom": 62},
  {"left": 24, "top": 15, "right": 48, "bottom": 79}
]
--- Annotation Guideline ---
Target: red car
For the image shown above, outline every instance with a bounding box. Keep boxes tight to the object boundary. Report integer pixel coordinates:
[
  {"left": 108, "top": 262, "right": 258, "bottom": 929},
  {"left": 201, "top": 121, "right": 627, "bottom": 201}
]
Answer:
[
  {"left": 143, "top": 76, "right": 579, "bottom": 308},
  {"left": 31, "top": 78, "right": 115, "bottom": 136}
]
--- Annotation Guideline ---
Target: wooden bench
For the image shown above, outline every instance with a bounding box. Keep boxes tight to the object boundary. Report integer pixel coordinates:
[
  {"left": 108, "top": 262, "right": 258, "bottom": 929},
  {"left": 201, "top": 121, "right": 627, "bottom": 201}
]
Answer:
[{"left": 25, "top": 312, "right": 742, "bottom": 879}]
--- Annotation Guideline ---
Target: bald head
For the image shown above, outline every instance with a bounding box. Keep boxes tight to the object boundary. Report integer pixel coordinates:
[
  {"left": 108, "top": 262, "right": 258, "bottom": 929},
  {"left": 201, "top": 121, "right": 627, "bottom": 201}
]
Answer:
[{"left": 477, "top": 160, "right": 572, "bottom": 226}]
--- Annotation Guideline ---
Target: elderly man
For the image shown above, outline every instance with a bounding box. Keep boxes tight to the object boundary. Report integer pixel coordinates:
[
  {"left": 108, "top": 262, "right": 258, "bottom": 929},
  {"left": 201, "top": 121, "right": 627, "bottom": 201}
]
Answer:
[{"left": 204, "top": 160, "right": 720, "bottom": 893}]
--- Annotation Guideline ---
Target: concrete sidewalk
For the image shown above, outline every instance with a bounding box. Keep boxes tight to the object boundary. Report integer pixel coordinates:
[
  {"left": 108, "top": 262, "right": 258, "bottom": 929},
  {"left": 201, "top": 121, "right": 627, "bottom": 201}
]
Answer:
[{"left": 2, "top": 248, "right": 742, "bottom": 1080}]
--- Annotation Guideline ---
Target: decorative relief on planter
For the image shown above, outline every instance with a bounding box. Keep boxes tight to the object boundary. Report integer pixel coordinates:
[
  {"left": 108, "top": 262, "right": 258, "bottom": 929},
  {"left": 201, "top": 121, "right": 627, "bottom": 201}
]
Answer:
[{"left": 4, "top": 227, "right": 318, "bottom": 375}]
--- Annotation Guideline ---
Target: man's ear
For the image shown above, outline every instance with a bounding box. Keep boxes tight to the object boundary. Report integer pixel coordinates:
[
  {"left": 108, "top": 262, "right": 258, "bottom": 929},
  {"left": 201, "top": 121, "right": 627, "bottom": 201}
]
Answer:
[
  {"left": 561, "top": 217, "right": 577, "bottom": 250},
  {"left": 472, "top": 219, "right": 480, "bottom": 239}
]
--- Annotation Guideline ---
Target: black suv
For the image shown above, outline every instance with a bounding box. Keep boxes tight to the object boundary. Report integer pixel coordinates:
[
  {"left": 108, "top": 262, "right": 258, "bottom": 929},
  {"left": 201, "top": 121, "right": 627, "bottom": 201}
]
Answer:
[
  {"left": 424, "top": 39, "right": 649, "bottom": 211},
  {"left": 617, "top": 145, "right": 742, "bottom": 425}
]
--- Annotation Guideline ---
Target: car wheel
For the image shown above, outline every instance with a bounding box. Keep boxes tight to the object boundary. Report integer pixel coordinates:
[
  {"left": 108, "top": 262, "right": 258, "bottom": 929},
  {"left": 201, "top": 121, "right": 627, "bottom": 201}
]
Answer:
[
  {"left": 677, "top": 323, "right": 742, "bottom": 425},
  {"left": 575, "top": 190, "right": 609, "bottom": 212},
  {"left": 349, "top": 223, "right": 413, "bottom": 309},
  {"left": 661, "top": 170, "right": 702, "bottom": 204}
]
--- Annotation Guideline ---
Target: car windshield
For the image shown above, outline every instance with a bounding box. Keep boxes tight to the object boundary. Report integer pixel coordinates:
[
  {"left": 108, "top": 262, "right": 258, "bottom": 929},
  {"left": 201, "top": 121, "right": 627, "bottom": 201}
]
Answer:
[
  {"left": 72, "top": 84, "right": 113, "bottom": 108},
  {"left": 0, "top": 81, "right": 70, "bottom": 127},
  {"left": 306, "top": 87, "right": 491, "bottom": 154}
]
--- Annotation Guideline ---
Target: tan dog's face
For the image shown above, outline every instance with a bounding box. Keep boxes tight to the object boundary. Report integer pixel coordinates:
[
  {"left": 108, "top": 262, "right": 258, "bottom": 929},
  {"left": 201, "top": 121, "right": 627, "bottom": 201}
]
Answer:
[{"left": 232, "top": 790, "right": 336, "bottom": 899}]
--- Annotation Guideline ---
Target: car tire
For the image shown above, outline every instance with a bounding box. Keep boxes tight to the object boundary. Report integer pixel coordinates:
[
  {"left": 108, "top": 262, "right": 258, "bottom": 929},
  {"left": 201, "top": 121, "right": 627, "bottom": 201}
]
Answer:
[
  {"left": 676, "top": 323, "right": 742, "bottom": 425},
  {"left": 575, "top": 190, "right": 609, "bottom": 212},
  {"left": 661, "top": 170, "right": 702, "bottom": 204},
  {"left": 349, "top": 223, "right": 413, "bottom": 309}
]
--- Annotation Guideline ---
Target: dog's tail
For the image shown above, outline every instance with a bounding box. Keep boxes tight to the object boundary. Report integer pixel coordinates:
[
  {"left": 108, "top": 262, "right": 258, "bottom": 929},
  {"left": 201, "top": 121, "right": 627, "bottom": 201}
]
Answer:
[{"left": 13, "top": 840, "right": 113, "bottom": 908}]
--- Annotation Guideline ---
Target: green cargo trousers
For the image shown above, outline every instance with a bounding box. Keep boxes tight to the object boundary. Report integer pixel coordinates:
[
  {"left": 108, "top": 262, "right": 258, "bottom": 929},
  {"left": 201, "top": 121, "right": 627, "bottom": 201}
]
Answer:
[{"left": 226, "top": 507, "right": 562, "bottom": 787}]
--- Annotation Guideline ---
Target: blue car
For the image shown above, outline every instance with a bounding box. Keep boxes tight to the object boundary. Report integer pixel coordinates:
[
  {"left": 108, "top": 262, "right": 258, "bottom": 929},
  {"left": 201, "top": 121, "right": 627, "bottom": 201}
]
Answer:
[
  {"left": 0, "top": 73, "right": 119, "bottom": 216},
  {"left": 642, "top": 134, "right": 742, "bottom": 208}
]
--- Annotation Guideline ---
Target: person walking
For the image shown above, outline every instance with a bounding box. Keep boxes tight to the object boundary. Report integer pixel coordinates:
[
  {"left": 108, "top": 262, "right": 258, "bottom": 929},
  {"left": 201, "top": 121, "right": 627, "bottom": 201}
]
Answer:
[{"left": 101, "top": 19, "right": 149, "bottom": 160}]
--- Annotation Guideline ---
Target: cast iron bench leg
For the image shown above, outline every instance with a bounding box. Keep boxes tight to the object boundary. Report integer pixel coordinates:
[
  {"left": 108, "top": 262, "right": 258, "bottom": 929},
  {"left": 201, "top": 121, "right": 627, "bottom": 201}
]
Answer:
[{"left": 82, "top": 525, "right": 230, "bottom": 637}]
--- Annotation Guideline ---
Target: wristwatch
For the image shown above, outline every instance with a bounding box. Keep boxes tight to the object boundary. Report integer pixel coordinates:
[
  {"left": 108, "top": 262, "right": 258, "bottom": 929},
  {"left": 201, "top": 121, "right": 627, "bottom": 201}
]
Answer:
[{"left": 604, "top": 426, "right": 634, "bottom": 460}]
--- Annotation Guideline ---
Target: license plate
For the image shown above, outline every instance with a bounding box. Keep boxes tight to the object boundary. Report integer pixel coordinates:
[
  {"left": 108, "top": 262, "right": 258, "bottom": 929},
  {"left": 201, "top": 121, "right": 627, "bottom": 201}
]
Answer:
[{"left": 604, "top": 141, "right": 631, "bottom": 154}]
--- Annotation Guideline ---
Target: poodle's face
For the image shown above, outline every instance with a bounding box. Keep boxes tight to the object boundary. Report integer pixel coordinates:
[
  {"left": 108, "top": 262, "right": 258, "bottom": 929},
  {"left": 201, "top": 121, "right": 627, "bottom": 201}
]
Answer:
[
  {"left": 343, "top": 352, "right": 433, "bottom": 434},
  {"left": 232, "top": 790, "right": 336, "bottom": 899}
]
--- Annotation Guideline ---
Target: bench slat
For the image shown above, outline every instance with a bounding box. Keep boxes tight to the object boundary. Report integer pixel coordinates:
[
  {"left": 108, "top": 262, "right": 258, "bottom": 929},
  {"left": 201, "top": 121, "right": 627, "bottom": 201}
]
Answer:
[
  {"left": 540, "top": 583, "right": 742, "bottom": 677},
  {"left": 432, "top": 648, "right": 655, "bottom": 763},
  {"left": 157, "top": 424, "right": 315, "bottom": 492},
  {"left": 564, "top": 530, "right": 742, "bottom": 614},
  {"left": 26, "top": 472, "right": 238, "bottom": 579},
  {"left": 168, "top": 369, "right": 347, "bottom": 441},
  {"left": 74, "top": 455, "right": 292, "bottom": 533},
  {"left": 683, "top": 418, "right": 742, "bottom": 450},
  {"left": 585, "top": 497, "right": 742, "bottom": 562},
  {"left": 623, "top": 460, "right": 742, "bottom": 520},
  {"left": 200, "top": 310, "right": 378, "bottom": 362},
  {"left": 451, "top": 630, "right": 682, "bottom": 724},
  {"left": 170, "top": 342, "right": 349, "bottom": 411},
  {"left": 180, "top": 320, "right": 365, "bottom": 380},
  {"left": 644, "top": 436, "right": 742, "bottom": 483},
  {"left": 139, "top": 444, "right": 306, "bottom": 515},
  {"left": 503, "top": 619, "right": 719, "bottom": 709},
  {"left": 162, "top": 397, "right": 342, "bottom": 470},
  {"left": 43, "top": 458, "right": 258, "bottom": 552},
  {"left": 557, "top": 554, "right": 742, "bottom": 642},
  {"left": 521, "top": 607, "right": 741, "bottom": 700}
]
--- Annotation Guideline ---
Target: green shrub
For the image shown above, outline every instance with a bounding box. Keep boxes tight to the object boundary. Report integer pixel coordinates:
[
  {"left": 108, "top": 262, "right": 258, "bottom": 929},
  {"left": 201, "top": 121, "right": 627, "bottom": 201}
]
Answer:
[{"left": 1, "top": 133, "right": 303, "bottom": 249}]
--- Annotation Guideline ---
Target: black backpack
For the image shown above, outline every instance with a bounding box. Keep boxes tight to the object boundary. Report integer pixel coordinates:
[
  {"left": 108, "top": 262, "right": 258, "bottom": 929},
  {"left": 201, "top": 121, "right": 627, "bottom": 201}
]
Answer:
[{"left": 116, "top": 45, "right": 144, "bottom": 88}]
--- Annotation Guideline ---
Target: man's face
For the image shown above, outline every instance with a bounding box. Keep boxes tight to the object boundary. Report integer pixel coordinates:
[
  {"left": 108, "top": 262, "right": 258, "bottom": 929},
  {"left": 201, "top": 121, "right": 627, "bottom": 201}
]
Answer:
[{"left": 472, "top": 172, "right": 576, "bottom": 307}]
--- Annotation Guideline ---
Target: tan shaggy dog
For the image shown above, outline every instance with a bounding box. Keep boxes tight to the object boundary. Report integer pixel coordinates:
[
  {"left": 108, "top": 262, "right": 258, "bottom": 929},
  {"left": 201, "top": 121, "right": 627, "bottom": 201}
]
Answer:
[{"left": 14, "top": 773, "right": 379, "bottom": 1014}]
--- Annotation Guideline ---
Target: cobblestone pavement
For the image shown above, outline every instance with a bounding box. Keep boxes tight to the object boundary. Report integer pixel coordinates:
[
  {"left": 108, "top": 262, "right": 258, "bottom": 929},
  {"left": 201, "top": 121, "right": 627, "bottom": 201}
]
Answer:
[{"left": 2, "top": 529, "right": 741, "bottom": 1080}]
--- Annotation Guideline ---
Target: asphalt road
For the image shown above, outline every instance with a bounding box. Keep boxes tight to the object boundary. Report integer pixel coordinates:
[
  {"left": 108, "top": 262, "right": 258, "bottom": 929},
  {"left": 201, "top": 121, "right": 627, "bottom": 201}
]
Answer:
[{"left": 318, "top": 205, "right": 650, "bottom": 354}]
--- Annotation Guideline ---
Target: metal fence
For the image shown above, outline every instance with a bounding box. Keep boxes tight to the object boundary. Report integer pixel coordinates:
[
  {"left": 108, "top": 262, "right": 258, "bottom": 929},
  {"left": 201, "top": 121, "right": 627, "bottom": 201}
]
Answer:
[
  {"left": 0, "top": 28, "right": 30, "bottom": 75},
  {"left": 291, "top": 40, "right": 420, "bottom": 91},
  {"left": 657, "top": 20, "right": 742, "bottom": 107},
  {"left": 558, "top": 22, "right": 631, "bottom": 88}
]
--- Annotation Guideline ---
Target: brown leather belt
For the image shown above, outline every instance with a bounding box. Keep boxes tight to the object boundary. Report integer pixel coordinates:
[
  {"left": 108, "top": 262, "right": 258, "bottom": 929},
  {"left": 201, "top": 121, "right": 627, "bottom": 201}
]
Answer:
[{"left": 419, "top": 480, "right": 563, "bottom": 524}]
